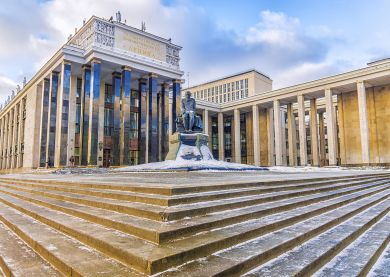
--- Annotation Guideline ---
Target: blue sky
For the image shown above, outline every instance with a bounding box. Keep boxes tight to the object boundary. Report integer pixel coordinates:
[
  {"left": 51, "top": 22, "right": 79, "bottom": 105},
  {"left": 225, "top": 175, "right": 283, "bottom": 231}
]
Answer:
[{"left": 1, "top": 0, "right": 390, "bottom": 103}]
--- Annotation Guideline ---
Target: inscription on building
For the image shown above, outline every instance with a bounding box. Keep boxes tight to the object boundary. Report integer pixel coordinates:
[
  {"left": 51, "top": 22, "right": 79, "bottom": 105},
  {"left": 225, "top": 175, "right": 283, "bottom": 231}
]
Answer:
[{"left": 116, "top": 28, "right": 166, "bottom": 62}]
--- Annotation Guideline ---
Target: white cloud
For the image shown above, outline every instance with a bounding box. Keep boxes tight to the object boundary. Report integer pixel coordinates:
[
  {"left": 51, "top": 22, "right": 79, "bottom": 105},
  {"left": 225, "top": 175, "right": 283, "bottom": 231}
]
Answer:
[
  {"left": 0, "top": 1, "right": 365, "bottom": 102},
  {"left": 0, "top": 75, "right": 18, "bottom": 103}
]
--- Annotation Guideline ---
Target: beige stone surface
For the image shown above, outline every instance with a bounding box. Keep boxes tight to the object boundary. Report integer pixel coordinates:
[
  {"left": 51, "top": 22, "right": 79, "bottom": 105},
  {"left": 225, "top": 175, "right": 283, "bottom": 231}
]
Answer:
[{"left": 0, "top": 171, "right": 389, "bottom": 276}]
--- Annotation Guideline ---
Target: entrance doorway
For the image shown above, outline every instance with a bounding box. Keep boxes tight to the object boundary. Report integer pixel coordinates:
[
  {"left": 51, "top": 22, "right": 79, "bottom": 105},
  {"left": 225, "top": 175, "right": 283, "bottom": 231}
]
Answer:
[{"left": 103, "top": 149, "right": 111, "bottom": 168}]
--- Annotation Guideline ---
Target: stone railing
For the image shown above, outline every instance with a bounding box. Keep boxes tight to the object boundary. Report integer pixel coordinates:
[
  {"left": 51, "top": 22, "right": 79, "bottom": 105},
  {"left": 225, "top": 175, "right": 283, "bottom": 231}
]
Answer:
[
  {"left": 68, "top": 17, "right": 181, "bottom": 69},
  {"left": 69, "top": 18, "right": 115, "bottom": 50}
]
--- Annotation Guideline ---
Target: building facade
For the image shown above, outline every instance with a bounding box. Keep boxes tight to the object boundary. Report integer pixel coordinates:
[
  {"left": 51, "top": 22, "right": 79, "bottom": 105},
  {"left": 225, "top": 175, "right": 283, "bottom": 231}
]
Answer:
[
  {"left": 184, "top": 69, "right": 272, "bottom": 104},
  {"left": 193, "top": 59, "right": 390, "bottom": 167},
  {"left": 0, "top": 16, "right": 183, "bottom": 169},
  {"left": 0, "top": 16, "right": 389, "bottom": 170}
]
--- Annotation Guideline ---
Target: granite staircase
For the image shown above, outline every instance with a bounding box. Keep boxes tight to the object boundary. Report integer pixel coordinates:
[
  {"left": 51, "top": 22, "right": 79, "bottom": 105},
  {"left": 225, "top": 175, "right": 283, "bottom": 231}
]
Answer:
[{"left": 0, "top": 173, "right": 389, "bottom": 276}]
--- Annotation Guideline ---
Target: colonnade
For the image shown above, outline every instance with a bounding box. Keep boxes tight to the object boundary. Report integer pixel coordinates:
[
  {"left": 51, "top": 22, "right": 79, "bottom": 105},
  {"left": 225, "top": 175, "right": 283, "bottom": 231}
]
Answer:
[
  {"left": 201, "top": 81, "right": 372, "bottom": 167},
  {"left": 37, "top": 59, "right": 181, "bottom": 168},
  {"left": 0, "top": 97, "right": 26, "bottom": 170}
]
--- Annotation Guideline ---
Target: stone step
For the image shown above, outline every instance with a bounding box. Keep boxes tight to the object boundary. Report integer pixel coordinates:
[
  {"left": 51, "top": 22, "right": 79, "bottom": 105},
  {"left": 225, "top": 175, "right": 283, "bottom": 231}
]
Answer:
[
  {"left": 0, "top": 193, "right": 156, "bottom": 274},
  {"left": 0, "top": 202, "right": 145, "bottom": 276},
  {"left": 314, "top": 213, "right": 390, "bottom": 277},
  {"left": 369, "top": 242, "right": 390, "bottom": 277},
  {"left": 0, "top": 174, "right": 385, "bottom": 207},
  {"left": 163, "top": 178, "right": 390, "bottom": 220},
  {"left": 0, "top": 173, "right": 388, "bottom": 196},
  {"left": 0, "top": 221, "right": 62, "bottom": 277},
  {"left": 0, "top": 184, "right": 165, "bottom": 221},
  {"left": 155, "top": 190, "right": 390, "bottom": 276},
  {"left": 241, "top": 200, "right": 390, "bottom": 276},
  {"left": 0, "top": 179, "right": 387, "bottom": 244},
  {"left": 0, "top": 182, "right": 388, "bottom": 275},
  {"left": 0, "top": 186, "right": 161, "bottom": 243}
]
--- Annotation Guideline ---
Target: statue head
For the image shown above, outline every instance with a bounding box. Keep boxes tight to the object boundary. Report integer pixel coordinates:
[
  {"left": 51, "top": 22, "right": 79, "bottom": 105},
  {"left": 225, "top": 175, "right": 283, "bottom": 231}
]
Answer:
[{"left": 185, "top": 91, "right": 192, "bottom": 99}]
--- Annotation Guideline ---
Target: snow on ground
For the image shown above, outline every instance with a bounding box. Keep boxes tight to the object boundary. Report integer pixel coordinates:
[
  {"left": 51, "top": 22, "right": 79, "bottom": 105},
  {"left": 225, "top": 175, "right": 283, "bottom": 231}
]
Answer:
[{"left": 114, "top": 159, "right": 267, "bottom": 172}]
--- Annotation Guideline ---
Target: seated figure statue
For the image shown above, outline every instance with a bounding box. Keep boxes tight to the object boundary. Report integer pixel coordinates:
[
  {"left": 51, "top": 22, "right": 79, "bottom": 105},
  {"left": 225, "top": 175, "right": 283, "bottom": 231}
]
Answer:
[
  {"left": 182, "top": 91, "right": 196, "bottom": 132},
  {"left": 176, "top": 91, "right": 203, "bottom": 133}
]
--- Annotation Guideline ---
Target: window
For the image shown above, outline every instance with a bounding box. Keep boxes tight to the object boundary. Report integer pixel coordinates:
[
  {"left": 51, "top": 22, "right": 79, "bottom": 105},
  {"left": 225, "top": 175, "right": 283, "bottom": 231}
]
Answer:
[
  {"left": 232, "top": 82, "right": 235, "bottom": 91},
  {"left": 245, "top": 89, "right": 248, "bottom": 97},
  {"left": 245, "top": 78, "right": 248, "bottom": 88},
  {"left": 232, "top": 92, "right": 235, "bottom": 101},
  {"left": 240, "top": 80, "right": 244, "bottom": 89},
  {"left": 104, "top": 108, "right": 113, "bottom": 136},
  {"left": 223, "top": 84, "right": 226, "bottom": 93},
  {"left": 227, "top": 83, "right": 230, "bottom": 92}
]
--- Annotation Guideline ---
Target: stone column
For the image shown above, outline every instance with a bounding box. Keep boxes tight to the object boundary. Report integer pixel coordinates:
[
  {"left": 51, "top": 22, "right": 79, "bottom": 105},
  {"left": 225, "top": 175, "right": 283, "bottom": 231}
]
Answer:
[
  {"left": 234, "top": 109, "right": 241, "bottom": 163},
  {"left": 171, "top": 79, "right": 181, "bottom": 134},
  {"left": 252, "top": 104, "right": 260, "bottom": 166},
  {"left": 39, "top": 78, "right": 50, "bottom": 167},
  {"left": 87, "top": 59, "right": 102, "bottom": 166},
  {"left": 168, "top": 92, "right": 173, "bottom": 136},
  {"left": 218, "top": 112, "right": 224, "bottom": 161},
  {"left": 3, "top": 114, "right": 9, "bottom": 169},
  {"left": 148, "top": 73, "right": 158, "bottom": 163},
  {"left": 80, "top": 65, "right": 91, "bottom": 166},
  {"left": 267, "top": 107, "right": 275, "bottom": 166},
  {"left": 273, "top": 100, "right": 283, "bottom": 166},
  {"left": 11, "top": 105, "right": 18, "bottom": 168},
  {"left": 281, "top": 111, "right": 287, "bottom": 166},
  {"left": 67, "top": 74, "right": 77, "bottom": 166},
  {"left": 0, "top": 117, "right": 3, "bottom": 169},
  {"left": 16, "top": 102, "right": 23, "bottom": 168},
  {"left": 357, "top": 81, "right": 370, "bottom": 164},
  {"left": 138, "top": 79, "right": 148, "bottom": 164},
  {"left": 46, "top": 72, "right": 59, "bottom": 167},
  {"left": 55, "top": 61, "right": 72, "bottom": 167},
  {"left": 112, "top": 72, "right": 121, "bottom": 166},
  {"left": 297, "top": 95, "right": 307, "bottom": 166},
  {"left": 287, "top": 103, "right": 297, "bottom": 166},
  {"left": 203, "top": 109, "right": 209, "bottom": 136},
  {"left": 319, "top": 112, "right": 326, "bottom": 166},
  {"left": 310, "top": 98, "right": 319, "bottom": 166},
  {"left": 160, "top": 83, "right": 169, "bottom": 160},
  {"left": 121, "top": 67, "right": 132, "bottom": 165},
  {"left": 325, "top": 88, "right": 337, "bottom": 166}
]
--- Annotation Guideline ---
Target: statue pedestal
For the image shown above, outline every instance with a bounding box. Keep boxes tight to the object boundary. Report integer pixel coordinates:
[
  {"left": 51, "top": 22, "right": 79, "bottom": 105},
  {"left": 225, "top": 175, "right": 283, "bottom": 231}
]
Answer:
[{"left": 166, "top": 132, "right": 213, "bottom": 161}]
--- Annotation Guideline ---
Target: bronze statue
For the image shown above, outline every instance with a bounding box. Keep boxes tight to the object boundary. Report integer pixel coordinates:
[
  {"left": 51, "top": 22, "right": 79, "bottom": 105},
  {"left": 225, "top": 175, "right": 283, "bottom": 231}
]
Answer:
[
  {"left": 176, "top": 91, "right": 203, "bottom": 133},
  {"left": 181, "top": 91, "right": 196, "bottom": 132}
]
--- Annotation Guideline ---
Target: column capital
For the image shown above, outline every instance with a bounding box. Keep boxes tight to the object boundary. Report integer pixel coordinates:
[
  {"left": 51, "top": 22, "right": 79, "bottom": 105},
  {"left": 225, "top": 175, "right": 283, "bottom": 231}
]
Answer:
[
  {"left": 121, "top": 66, "right": 132, "bottom": 71},
  {"left": 149, "top": 73, "right": 158, "bottom": 78},
  {"left": 82, "top": 64, "right": 91, "bottom": 70},
  {"left": 63, "top": 60, "right": 72, "bottom": 66},
  {"left": 90, "top": 58, "right": 101, "bottom": 64},
  {"left": 139, "top": 78, "right": 147, "bottom": 84},
  {"left": 112, "top": 72, "right": 121, "bottom": 78},
  {"left": 172, "top": 79, "right": 181, "bottom": 84},
  {"left": 51, "top": 71, "right": 60, "bottom": 75}
]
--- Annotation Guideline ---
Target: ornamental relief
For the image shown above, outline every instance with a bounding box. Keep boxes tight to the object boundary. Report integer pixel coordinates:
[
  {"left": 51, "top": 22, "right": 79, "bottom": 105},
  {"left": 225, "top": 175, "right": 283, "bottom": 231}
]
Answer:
[{"left": 95, "top": 20, "right": 115, "bottom": 37}]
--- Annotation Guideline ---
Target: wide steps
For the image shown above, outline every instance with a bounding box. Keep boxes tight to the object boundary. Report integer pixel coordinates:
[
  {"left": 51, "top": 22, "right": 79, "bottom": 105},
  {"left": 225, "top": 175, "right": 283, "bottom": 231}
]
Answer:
[
  {"left": 0, "top": 173, "right": 389, "bottom": 276},
  {"left": 0, "top": 202, "right": 144, "bottom": 276},
  {"left": 0, "top": 175, "right": 387, "bottom": 222},
  {"left": 0, "top": 221, "right": 62, "bottom": 277},
  {"left": 0, "top": 178, "right": 387, "bottom": 244},
  {"left": 242, "top": 199, "right": 390, "bottom": 276},
  {"left": 369, "top": 242, "right": 390, "bottom": 277},
  {"left": 314, "top": 213, "right": 390, "bottom": 277},
  {"left": 157, "top": 190, "right": 390, "bottom": 276}
]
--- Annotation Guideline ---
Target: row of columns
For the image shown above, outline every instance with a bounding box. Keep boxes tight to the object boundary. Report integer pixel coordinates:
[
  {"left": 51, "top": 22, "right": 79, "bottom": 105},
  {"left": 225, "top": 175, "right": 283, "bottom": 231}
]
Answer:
[
  {"left": 38, "top": 59, "right": 181, "bottom": 168},
  {"left": 0, "top": 98, "right": 26, "bottom": 170},
  {"left": 202, "top": 80, "right": 371, "bottom": 167}
]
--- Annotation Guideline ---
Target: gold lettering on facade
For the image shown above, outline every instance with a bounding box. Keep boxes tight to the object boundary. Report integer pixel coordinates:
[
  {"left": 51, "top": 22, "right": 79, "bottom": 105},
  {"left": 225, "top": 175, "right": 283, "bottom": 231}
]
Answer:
[{"left": 116, "top": 28, "right": 166, "bottom": 61}]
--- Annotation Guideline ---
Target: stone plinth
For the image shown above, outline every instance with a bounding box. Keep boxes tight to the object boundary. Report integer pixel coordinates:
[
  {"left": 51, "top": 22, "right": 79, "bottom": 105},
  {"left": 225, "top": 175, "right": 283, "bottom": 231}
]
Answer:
[{"left": 165, "top": 132, "right": 211, "bottom": 161}]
